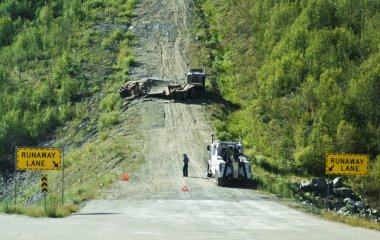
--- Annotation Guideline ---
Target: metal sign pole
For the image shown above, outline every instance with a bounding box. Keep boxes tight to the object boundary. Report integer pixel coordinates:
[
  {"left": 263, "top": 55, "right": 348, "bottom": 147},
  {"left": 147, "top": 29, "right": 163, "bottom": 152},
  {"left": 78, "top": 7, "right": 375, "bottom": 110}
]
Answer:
[
  {"left": 362, "top": 177, "right": 366, "bottom": 205},
  {"left": 14, "top": 170, "right": 17, "bottom": 205},
  {"left": 41, "top": 173, "right": 48, "bottom": 213},
  {"left": 44, "top": 193, "right": 47, "bottom": 214},
  {"left": 61, "top": 149, "right": 64, "bottom": 206},
  {"left": 14, "top": 147, "right": 17, "bottom": 205},
  {"left": 326, "top": 175, "right": 330, "bottom": 209}
]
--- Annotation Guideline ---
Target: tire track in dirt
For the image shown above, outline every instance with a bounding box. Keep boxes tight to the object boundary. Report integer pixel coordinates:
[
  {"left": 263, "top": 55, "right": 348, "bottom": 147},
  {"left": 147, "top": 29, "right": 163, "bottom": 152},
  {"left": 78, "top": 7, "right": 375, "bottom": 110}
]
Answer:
[
  {"left": 170, "top": 0, "right": 190, "bottom": 79},
  {"left": 131, "top": 0, "right": 189, "bottom": 80},
  {"left": 104, "top": 0, "right": 268, "bottom": 201}
]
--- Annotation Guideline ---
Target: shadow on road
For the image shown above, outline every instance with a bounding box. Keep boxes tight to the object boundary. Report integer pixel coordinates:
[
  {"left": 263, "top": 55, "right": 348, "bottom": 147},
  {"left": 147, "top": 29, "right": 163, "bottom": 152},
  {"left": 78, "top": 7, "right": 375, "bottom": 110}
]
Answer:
[
  {"left": 185, "top": 176, "right": 259, "bottom": 190},
  {"left": 222, "top": 180, "right": 260, "bottom": 190},
  {"left": 186, "top": 176, "right": 210, "bottom": 180},
  {"left": 121, "top": 90, "right": 241, "bottom": 110},
  {"left": 161, "top": 90, "right": 241, "bottom": 110},
  {"left": 72, "top": 212, "right": 123, "bottom": 216}
]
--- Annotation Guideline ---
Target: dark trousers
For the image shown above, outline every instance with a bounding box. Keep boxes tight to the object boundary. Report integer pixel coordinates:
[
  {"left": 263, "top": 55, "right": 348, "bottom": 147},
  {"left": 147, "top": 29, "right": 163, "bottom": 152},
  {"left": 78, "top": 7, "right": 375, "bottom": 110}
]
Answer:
[{"left": 183, "top": 163, "right": 188, "bottom": 177}]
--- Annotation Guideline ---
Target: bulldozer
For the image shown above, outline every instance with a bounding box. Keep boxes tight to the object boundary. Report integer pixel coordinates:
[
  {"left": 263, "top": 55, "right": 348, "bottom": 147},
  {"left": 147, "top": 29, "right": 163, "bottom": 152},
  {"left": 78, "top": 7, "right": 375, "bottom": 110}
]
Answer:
[
  {"left": 206, "top": 135, "right": 252, "bottom": 186},
  {"left": 119, "top": 69, "right": 206, "bottom": 99}
]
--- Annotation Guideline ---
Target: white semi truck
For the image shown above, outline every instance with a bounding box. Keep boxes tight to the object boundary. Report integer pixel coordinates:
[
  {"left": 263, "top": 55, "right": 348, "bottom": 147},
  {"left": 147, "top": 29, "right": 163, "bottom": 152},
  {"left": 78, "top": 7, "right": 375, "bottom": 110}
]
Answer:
[{"left": 206, "top": 135, "right": 252, "bottom": 186}]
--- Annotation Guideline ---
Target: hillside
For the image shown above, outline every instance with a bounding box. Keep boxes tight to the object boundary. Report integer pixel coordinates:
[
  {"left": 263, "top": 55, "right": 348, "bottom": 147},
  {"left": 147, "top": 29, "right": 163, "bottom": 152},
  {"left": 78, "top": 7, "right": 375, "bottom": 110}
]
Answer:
[
  {"left": 0, "top": 1, "right": 137, "bottom": 172},
  {"left": 0, "top": 0, "right": 379, "bottom": 224},
  {"left": 193, "top": 0, "right": 380, "bottom": 206},
  {"left": 0, "top": 0, "right": 140, "bottom": 214}
]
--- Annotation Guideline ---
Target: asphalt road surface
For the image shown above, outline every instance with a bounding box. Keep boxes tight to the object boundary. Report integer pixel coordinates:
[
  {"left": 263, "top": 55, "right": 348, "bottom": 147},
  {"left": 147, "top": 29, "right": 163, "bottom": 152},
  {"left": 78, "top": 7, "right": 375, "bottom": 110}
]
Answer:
[{"left": 1, "top": 196, "right": 380, "bottom": 240}]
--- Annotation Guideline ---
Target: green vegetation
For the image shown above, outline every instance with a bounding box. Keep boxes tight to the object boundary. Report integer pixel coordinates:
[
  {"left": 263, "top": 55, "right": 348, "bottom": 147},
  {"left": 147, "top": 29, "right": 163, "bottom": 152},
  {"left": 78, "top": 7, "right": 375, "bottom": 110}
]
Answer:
[
  {"left": 284, "top": 200, "right": 380, "bottom": 231},
  {"left": 0, "top": 127, "right": 143, "bottom": 217},
  {"left": 193, "top": 0, "right": 380, "bottom": 207},
  {"left": 0, "top": 0, "right": 137, "bottom": 170},
  {"left": 321, "top": 211, "right": 380, "bottom": 231},
  {"left": 0, "top": 0, "right": 139, "bottom": 216}
]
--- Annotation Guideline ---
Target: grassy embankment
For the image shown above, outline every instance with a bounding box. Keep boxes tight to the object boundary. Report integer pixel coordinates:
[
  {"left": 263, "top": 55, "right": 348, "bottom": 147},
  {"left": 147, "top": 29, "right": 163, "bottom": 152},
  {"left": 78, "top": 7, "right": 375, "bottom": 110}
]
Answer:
[
  {"left": 0, "top": 0, "right": 142, "bottom": 217},
  {"left": 189, "top": 0, "right": 380, "bottom": 230}
]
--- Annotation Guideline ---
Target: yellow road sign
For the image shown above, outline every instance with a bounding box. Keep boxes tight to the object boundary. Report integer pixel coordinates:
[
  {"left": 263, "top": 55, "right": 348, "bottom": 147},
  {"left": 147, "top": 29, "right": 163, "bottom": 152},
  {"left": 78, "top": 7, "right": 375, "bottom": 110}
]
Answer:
[
  {"left": 41, "top": 174, "right": 48, "bottom": 193},
  {"left": 326, "top": 153, "right": 369, "bottom": 176},
  {"left": 16, "top": 147, "right": 62, "bottom": 170}
]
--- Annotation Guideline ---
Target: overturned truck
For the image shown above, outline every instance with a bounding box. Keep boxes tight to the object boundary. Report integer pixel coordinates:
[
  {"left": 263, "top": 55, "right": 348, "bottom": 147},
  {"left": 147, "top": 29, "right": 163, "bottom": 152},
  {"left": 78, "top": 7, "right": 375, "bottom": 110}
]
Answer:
[{"left": 119, "top": 69, "right": 206, "bottom": 99}]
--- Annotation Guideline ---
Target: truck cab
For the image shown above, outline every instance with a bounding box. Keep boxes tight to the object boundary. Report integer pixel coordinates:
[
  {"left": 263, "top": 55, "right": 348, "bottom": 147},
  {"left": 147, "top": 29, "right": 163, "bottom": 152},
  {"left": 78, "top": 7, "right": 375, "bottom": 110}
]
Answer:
[{"left": 186, "top": 69, "right": 206, "bottom": 87}]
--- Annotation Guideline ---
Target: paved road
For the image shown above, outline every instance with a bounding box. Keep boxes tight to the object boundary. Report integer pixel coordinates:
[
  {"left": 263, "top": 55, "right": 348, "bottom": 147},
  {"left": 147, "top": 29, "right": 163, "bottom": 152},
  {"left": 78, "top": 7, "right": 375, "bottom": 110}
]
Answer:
[{"left": 1, "top": 197, "right": 380, "bottom": 240}]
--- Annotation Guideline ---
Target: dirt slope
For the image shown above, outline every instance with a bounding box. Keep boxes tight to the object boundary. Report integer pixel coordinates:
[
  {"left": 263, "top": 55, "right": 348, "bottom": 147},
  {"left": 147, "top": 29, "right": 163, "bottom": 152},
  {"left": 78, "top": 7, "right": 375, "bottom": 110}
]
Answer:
[
  {"left": 104, "top": 0, "right": 271, "bottom": 201},
  {"left": 130, "top": 0, "right": 190, "bottom": 81},
  {"left": 101, "top": 0, "right": 269, "bottom": 201}
]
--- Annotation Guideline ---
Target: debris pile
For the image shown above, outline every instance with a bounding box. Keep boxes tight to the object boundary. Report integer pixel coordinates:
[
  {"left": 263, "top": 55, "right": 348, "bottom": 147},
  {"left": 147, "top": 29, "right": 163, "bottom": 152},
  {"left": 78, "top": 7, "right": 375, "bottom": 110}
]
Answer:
[{"left": 289, "top": 177, "right": 380, "bottom": 222}]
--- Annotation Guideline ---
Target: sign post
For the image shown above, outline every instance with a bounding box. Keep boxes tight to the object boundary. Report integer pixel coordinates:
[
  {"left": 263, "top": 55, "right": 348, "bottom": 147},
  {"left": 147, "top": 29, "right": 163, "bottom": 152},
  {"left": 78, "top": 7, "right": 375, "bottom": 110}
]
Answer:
[
  {"left": 14, "top": 171, "right": 17, "bottom": 205},
  {"left": 326, "top": 153, "right": 369, "bottom": 206},
  {"left": 14, "top": 147, "right": 17, "bottom": 205},
  {"left": 326, "top": 153, "right": 369, "bottom": 176},
  {"left": 61, "top": 150, "right": 64, "bottom": 206},
  {"left": 14, "top": 147, "right": 64, "bottom": 208},
  {"left": 41, "top": 174, "right": 48, "bottom": 193},
  {"left": 41, "top": 174, "right": 48, "bottom": 213}
]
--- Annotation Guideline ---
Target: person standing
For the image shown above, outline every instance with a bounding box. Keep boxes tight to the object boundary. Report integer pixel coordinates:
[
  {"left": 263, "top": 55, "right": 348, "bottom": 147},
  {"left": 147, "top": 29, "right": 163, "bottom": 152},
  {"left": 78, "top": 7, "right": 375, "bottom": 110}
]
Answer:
[{"left": 183, "top": 154, "right": 189, "bottom": 177}]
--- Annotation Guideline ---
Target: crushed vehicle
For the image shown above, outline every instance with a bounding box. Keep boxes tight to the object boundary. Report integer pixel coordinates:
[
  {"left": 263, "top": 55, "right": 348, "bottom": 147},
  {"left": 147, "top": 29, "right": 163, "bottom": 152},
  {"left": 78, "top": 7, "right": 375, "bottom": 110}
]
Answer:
[
  {"left": 119, "top": 69, "right": 206, "bottom": 99},
  {"left": 206, "top": 135, "right": 252, "bottom": 186}
]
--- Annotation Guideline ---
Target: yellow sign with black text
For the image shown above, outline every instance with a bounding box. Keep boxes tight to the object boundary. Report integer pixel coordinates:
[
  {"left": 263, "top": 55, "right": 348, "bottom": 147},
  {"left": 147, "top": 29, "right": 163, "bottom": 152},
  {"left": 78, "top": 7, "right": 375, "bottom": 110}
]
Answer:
[
  {"left": 16, "top": 147, "right": 62, "bottom": 171},
  {"left": 326, "top": 153, "right": 368, "bottom": 176}
]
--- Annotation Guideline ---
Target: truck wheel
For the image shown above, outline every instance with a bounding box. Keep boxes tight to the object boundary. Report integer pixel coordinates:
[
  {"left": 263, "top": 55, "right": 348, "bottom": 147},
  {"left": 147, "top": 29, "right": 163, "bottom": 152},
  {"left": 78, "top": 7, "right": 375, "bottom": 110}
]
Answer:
[
  {"left": 215, "top": 172, "right": 223, "bottom": 186},
  {"left": 216, "top": 178, "right": 223, "bottom": 187},
  {"left": 119, "top": 88, "right": 128, "bottom": 98},
  {"left": 206, "top": 164, "right": 212, "bottom": 177}
]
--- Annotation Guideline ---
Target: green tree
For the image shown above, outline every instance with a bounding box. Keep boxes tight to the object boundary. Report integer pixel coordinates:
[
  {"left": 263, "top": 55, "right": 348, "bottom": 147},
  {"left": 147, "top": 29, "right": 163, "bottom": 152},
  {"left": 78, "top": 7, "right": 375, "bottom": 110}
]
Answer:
[{"left": 0, "top": 16, "right": 14, "bottom": 46}]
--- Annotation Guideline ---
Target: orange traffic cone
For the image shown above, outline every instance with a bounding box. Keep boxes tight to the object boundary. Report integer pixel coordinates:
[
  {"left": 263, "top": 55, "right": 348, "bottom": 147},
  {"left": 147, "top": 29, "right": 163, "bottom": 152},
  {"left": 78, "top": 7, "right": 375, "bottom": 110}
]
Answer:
[
  {"left": 182, "top": 185, "right": 189, "bottom": 192},
  {"left": 122, "top": 173, "right": 130, "bottom": 181}
]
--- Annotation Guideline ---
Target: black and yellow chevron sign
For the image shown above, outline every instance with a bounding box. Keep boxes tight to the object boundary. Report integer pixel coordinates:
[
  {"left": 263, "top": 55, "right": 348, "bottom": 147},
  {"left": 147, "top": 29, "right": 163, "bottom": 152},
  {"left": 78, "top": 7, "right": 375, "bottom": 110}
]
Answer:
[{"left": 41, "top": 174, "right": 48, "bottom": 193}]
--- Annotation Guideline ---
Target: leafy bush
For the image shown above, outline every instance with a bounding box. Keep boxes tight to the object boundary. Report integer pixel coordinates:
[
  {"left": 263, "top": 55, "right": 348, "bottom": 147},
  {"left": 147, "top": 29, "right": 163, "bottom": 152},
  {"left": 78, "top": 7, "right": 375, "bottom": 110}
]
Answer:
[
  {"left": 100, "top": 93, "right": 122, "bottom": 112},
  {"left": 0, "top": 16, "right": 14, "bottom": 46},
  {"left": 98, "top": 111, "right": 121, "bottom": 130},
  {"left": 116, "top": 46, "right": 135, "bottom": 70},
  {"left": 196, "top": 0, "right": 380, "bottom": 202},
  {"left": 367, "top": 156, "right": 380, "bottom": 202}
]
